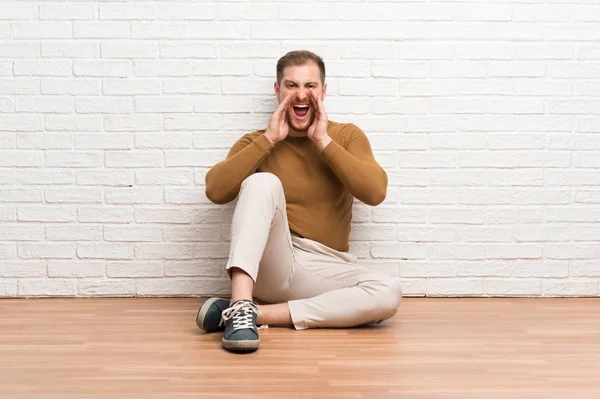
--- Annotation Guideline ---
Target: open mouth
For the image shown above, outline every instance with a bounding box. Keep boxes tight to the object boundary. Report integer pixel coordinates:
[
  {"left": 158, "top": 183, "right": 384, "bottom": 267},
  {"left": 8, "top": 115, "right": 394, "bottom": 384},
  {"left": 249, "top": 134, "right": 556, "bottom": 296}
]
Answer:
[{"left": 292, "top": 104, "right": 310, "bottom": 118}]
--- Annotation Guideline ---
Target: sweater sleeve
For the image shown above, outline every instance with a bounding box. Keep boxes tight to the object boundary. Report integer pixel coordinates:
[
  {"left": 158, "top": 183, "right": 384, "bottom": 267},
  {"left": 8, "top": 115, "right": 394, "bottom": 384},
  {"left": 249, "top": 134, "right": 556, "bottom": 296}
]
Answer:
[
  {"left": 205, "top": 133, "right": 274, "bottom": 204},
  {"left": 319, "top": 124, "right": 388, "bottom": 206}
]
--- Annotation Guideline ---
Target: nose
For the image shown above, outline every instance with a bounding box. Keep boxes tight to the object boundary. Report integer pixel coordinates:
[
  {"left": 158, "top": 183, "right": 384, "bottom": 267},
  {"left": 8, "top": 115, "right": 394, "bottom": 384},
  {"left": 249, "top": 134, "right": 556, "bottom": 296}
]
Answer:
[{"left": 296, "top": 89, "right": 308, "bottom": 101}]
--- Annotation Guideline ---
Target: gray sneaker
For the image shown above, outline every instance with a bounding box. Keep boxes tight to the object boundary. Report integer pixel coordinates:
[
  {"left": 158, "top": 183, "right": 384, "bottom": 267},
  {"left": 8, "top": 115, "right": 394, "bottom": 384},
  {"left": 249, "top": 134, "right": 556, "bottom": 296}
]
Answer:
[
  {"left": 221, "top": 299, "right": 261, "bottom": 353},
  {"left": 196, "top": 297, "right": 230, "bottom": 333}
]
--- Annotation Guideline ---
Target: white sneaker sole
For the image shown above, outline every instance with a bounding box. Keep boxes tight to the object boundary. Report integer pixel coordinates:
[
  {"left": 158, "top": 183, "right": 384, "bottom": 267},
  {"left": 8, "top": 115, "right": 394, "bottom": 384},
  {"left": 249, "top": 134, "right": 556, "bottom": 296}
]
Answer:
[{"left": 222, "top": 337, "right": 260, "bottom": 352}]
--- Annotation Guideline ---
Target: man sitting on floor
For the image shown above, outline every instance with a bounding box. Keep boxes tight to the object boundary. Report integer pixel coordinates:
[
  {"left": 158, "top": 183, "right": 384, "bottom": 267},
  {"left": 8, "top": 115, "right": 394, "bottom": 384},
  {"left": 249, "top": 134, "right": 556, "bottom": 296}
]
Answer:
[{"left": 196, "top": 50, "right": 403, "bottom": 353}]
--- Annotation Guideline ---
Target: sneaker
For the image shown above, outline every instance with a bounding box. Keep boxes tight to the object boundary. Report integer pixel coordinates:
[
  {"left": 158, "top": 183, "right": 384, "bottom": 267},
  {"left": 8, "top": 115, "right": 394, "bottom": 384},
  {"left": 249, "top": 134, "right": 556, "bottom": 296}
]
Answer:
[
  {"left": 221, "top": 299, "right": 261, "bottom": 353},
  {"left": 196, "top": 297, "right": 230, "bottom": 333}
]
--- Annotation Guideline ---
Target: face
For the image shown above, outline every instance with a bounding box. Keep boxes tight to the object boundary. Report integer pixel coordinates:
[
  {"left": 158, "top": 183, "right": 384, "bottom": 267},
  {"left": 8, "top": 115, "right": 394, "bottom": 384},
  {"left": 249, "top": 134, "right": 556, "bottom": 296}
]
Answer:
[{"left": 275, "top": 62, "right": 327, "bottom": 133}]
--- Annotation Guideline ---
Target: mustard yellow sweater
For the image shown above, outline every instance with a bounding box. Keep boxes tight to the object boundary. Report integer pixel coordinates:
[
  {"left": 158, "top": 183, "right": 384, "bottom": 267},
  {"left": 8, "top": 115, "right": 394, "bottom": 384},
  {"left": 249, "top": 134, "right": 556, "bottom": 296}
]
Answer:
[{"left": 205, "top": 121, "right": 387, "bottom": 252}]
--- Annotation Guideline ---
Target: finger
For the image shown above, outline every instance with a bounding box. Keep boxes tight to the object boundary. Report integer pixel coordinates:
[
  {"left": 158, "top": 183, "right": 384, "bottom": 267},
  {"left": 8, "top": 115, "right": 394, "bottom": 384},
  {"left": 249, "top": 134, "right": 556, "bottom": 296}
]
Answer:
[
  {"left": 308, "top": 90, "right": 319, "bottom": 117},
  {"left": 275, "top": 91, "right": 294, "bottom": 118}
]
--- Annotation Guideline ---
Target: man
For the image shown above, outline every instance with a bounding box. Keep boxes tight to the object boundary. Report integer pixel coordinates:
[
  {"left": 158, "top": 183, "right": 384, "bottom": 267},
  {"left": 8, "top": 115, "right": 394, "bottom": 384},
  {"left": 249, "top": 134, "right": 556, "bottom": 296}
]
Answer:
[{"left": 196, "top": 50, "right": 402, "bottom": 353}]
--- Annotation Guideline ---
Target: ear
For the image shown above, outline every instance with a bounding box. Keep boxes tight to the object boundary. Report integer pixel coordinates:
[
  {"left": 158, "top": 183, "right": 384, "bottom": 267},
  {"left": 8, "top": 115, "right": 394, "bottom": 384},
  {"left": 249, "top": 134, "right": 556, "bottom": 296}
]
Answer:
[
  {"left": 274, "top": 81, "right": 280, "bottom": 97},
  {"left": 321, "top": 82, "right": 327, "bottom": 101}
]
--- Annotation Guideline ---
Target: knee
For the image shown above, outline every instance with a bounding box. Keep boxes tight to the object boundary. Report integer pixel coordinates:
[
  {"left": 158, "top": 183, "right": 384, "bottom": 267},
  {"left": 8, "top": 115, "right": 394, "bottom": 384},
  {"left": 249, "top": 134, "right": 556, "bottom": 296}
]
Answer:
[
  {"left": 370, "top": 278, "right": 403, "bottom": 319},
  {"left": 241, "top": 172, "right": 283, "bottom": 194}
]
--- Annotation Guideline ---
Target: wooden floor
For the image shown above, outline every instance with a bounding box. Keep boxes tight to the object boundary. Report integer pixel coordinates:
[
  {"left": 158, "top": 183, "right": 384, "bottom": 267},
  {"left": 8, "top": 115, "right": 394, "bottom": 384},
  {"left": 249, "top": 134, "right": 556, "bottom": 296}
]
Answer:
[{"left": 0, "top": 298, "right": 598, "bottom": 399}]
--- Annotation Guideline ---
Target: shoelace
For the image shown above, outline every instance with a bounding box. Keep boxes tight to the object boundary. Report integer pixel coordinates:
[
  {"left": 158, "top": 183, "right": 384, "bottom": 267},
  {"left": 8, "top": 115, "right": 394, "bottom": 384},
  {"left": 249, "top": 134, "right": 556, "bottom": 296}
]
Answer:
[{"left": 220, "top": 301, "right": 262, "bottom": 331}]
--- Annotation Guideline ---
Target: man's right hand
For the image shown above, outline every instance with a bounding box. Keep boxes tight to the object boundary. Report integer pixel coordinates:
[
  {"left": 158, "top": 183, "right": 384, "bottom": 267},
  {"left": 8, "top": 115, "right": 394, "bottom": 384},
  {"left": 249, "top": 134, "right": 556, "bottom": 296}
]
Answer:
[{"left": 264, "top": 92, "right": 294, "bottom": 144}]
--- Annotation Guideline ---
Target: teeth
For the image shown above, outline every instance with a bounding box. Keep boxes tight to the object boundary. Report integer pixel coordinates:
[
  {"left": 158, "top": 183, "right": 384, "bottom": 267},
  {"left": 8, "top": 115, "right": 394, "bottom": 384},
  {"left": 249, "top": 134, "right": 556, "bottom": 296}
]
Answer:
[{"left": 294, "top": 104, "right": 309, "bottom": 108}]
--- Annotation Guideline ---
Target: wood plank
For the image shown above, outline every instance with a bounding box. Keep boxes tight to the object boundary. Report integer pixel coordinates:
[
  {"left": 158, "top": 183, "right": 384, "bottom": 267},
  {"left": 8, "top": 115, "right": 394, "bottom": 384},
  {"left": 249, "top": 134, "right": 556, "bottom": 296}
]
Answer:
[{"left": 0, "top": 298, "right": 598, "bottom": 399}]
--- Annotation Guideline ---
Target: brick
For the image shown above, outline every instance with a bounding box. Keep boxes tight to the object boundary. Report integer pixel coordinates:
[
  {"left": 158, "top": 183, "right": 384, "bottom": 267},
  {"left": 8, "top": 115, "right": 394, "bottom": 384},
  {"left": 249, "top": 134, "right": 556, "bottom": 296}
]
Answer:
[
  {"left": 166, "top": 150, "right": 226, "bottom": 167},
  {"left": 488, "top": 62, "right": 545, "bottom": 77},
  {"left": 484, "top": 279, "right": 542, "bottom": 296},
  {"left": 514, "top": 189, "right": 570, "bottom": 205},
  {"left": 16, "top": 96, "right": 74, "bottom": 113},
  {"left": 430, "top": 170, "right": 485, "bottom": 186},
  {"left": 135, "top": 208, "right": 194, "bottom": 224},
  {"left": 575, "top": 190, "right": 600, "bottom": 204},
  {"left": 165, "top": 188, "right": 211, "bottom": 204},
  {"left": 459, "top": 115, "right": 516, "bottom": 132},
  {"left": 0, "top": 169, "right": 14, "bottom": 184},
  {"left": 547, "top": 99, "right": 600, "bottom": 115},
  {"left": 77, "top": 170, "right": 133, "bottom": 186},
  {"left": 0, "top": 225, "right": 44, "bottom": 241},
  {"left": 19, "top": 243, "right": 75, "bottom": 259},
  {"left": 372, "top": 207, "right": 427, "bottom": 223},
  {"left": 456, "top": 227, "right": 512, "bottom": 242},
  {"left": 546, "top": 207, "right": 600, "bottom": 222},
  {"left": 513, "top": 261, "right": 568, "bottom": 278},
  {"left": 372, "top": 61, "right": 429, "bottom": 78},
  {"left": 0, "top": 3, "right": 37, "bottom": 19},
  {"left": 105, "top": 151, "right": 163, "bottom": 168},
  {"left": 75, "top": 97, "right": 132, "bottom": 114},
  {"left": 78, "top": 243, "right": 134, "bottom": 260},
  {"left": 135, "top": 243, "right": 195, "bottom": 260},
  {"left": 349, "top": 225, "right": 396, "bottom": 241},
  {"left": 371, "top": 243, "right": 428, "bottom": 259},
  {"left": 431, "top": 61, "right": 487, "bottom": 78},
  {"left": 75, "top": 134, "right": 132, "bottom": 150},
  {"left": 0, "top": 188, "right": 43, "bottom": 203},
  {"left": 136, "top": 133, "right": 191, "bottom": 149},
  {"left": 542, "top": 280, "right": 598, "bottom": 296},
  {"left": 520, "top": 116, "right": 574, "bottom": 133},
  {"left": 163, "top": 78, "right": 220, "bottom": 94},
  {"left": 78, "top": 207, "right": 133, "bottom": 223},
  {"left": 0, "top": 79, "right": 39, "bottom": 95},
  {"left": 107, "top": 261, "right": 164, "bottom": 278},
  {"left": 47, "top": 260, "right": 104, "bottom": 277},
  {"left": 136, "top": 169, "right": 192, "bottom": 186},
  {"left": 40, "top": 3, "right": 96, "bottom": 20},
  {"left": 164, "top": 259, "right": 222, "bottom": 277},
  {"left": 46, "top": 226, "right": 101, "bottom": 241},
  {"left": 221, "top": 42, "right": 278, "bottom": 59},
  {"left": 0, "top": 151, "right": 43, "bottom": 167},
  {"left": 427, "top": 279, "right": 483, "bottom": 297},
  {"left": 0, "top": 243, "right": 16, "bottom": 259},
  {"left": 0, "top": 281, "right": 17, "bottom": 297},
  {"left": 135, "top": 278, "right": 230, "bottom": 297},
  {"left": 159, "top": 3, "right": 216, "bottom": 20},
  {"left": 105, "top": 115, "right": 162, "bottom": 132},
  {"left": 46, "top": 151, "right": 102, "bottom": 168},
  {"left": 45, "top": 116, "right": 103, "bottom": 132},
  {"left": 101, "top": 41, "right": 158, "bottom": 59},
  {"left": 400, "top": 262, "right": 456, "bottom": 278},
  {"left": 487, "top": 209, "right": 544, "bottom": 224},
  {"left": 457, "top": 262, "right": 511, "bottom": 277},
  {"left": 163, "top": 226, "right": 225, "bottom": 242},
  {"left": 546, "top": 170, "right": 600, "bottom": 186},
  {"left": 135, "top": 96, "right": 193, "bottom": 113},
  {"left": 105, "top": 188, "right": 163, "bottom": 205},
  {"left": 18, "top": 279, "right": 77, "bottom": 297},
  {"left": 104, "top": 226, "right": 162, "bottom": 242},
  {"left": 194, "top": 96, "right": 252, "bottom": 113},
  {"left": 74, "top": 61, "right": 131, "bottom": 78},
  {"left": 486, "top": 244, "right": 542, "bottom": 259},
  {"left": 455, "top": 43, "right": 513, "bottom": 60},
  {"left": 570, "top": 261, "right": 600, "bottom": 277},
  {"left": 18, "top": 205, "right": 75, "bottom": 222},
  {"left": 0, "top": 206, "right": 16, "bottom": 222},
  {"left": 430, "top": 98, "right": 487, "bottom": 114},
  {"left": 488, "top": 134, "right": 545, "bottom": 150},
  {"left": 73, "top": 21, "right": 130, "bottom": 39},
  {"left": 488, "top": 170, "right": 544, "bottom": 186},
  {"left": 458, "top": 189, "right": 513, "bottom": 205},
  {"left": 430, "top": 209, "right": 485, "bottom": 224},
  {"left": 164, "top": 114, "right": 220, "bottom": 131},
  {"left": 46, "top": 187, "right": 102, "bottom": 204},
  {"left": 103, "top": 79, "right": 160, "bottom": 95},
  {"left": 12, "top": 22, "right": 71, "bottom": 39},
  {"left": 100, "top": 3, "right": 157, "bottom": 20},
  {"left": 431, "top": 134, "right": 486, "bottom": 150},
  {"left": 219, "top": 3, "right": 277, "bottom": 20},
  {"left": 41, "top": 79, "right": 100, "bottom": 95},
  {"left": 514, "top": 226, "right": 571, "bottom": 242},
  {"left": 0, "top": 133, "right": 15, "bottom": 148},
  {"left": 195, "top": 208, "right": 234, "bottom": 224},
  {"left": 78, "top": 279, "right": 135, "bottom": 297},
  {"left": 396, "top": 226, "right": 455, "bottom": 242},
  {"left": 133, "top": 22, "right": 248, "bottom": 40},
  {"left": 544, "top": 244, "right": 600, "bottom": 260},
  {"left": 160, "top": 43, "right": 218, "bottom": 59},
  {"left": 134, "top": 60, "right": 193, "bottom": 77},
  {"left": 17, "top": 133, "right": 72, "bottom": 150},
  {"left": 42, "top": 42, "right": 99, "bottom": 58}
]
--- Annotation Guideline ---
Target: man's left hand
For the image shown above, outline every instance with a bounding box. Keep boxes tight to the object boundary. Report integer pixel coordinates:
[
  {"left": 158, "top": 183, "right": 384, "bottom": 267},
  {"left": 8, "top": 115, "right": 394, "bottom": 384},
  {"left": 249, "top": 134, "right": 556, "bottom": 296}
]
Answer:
[{"left": 307, "top": 90, "right": 332, "bottom": 152}]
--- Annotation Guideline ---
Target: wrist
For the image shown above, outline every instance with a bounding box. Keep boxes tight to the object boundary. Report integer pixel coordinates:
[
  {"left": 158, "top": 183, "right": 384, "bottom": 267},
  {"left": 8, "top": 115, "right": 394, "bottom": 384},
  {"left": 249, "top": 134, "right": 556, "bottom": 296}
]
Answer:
[
  {"left": 264, "top": 132, "right": 276, "bottom": 144},
  {"left": 314, "top": 135, "right": 332, "bottom": 152}
]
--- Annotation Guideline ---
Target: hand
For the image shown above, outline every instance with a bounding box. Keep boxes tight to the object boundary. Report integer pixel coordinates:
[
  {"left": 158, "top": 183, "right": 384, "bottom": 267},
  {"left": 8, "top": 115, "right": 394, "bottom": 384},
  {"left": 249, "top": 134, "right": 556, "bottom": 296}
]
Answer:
[
  {"left": 307, "top": 90, "right": 332, "bottom": 151},
  {"left": 264, "top": 91, "right": 294, "bottom": 144}
]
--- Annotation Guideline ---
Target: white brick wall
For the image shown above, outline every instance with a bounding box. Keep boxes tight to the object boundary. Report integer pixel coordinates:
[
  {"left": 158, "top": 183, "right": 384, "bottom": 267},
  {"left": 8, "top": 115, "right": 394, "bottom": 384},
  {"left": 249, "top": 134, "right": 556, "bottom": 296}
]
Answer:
[{"left": 1, "top": 0, "right": 599, "bottom": 298}]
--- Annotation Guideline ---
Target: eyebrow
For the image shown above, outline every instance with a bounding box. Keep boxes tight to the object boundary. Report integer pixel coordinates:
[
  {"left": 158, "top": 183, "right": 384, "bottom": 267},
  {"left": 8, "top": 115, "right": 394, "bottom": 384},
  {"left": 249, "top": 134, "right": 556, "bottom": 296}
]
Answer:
[{"left": 283, "top": 79, "right": 318, "bottom": 85}]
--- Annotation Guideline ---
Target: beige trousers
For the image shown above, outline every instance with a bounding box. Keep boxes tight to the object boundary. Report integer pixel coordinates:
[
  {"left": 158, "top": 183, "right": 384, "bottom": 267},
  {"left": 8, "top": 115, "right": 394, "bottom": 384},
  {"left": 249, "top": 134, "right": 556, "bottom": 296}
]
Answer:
[{"left": 225, "top": 173, "right": 403, "bottom": 330}]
